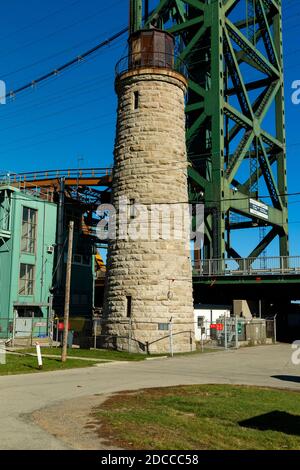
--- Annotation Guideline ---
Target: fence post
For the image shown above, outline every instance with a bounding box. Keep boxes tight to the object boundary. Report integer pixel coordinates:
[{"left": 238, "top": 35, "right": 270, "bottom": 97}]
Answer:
[
  {"left": 235, "top": 316, "right": 238, "bottom": 349},
  {"left": 55, "top": 317, "right": 59, "bottom": 346},
  {"left": 49, "top": 319, "right": 53, "bottom": 348},
  {"left": 274, "top": 314, "right": 277, "bottom": 344},
  {"left": 93, "top": 320, "right": 97, "bottom": 350},
  {"left": 259, "top": 299, "right": 262, "bottom": 318},
  {"left": 12, "top": 310, "right": 16, "bottom": 347},
  {"left": 169, "top": 318, "right": 174, "bottom": 357},
  {"left": 49, "top": 294, "right": 54, "bottom": 347},
  {"left": 224, "top": 317, "right": 228, "bottom": 350},
  {"left": 30, "top": 313, "right": 34, "bottom": 347}
]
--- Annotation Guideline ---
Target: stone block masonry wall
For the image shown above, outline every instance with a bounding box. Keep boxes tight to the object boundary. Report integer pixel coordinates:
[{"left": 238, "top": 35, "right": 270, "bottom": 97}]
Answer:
[{"left": 103, "top": 69, "right": 195, "bottom": 353}]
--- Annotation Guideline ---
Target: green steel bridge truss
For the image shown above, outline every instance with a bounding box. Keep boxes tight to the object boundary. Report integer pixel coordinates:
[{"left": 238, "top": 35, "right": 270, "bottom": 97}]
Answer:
[{"left": 130, "top": 0, "right": 288, "bottom": 263}]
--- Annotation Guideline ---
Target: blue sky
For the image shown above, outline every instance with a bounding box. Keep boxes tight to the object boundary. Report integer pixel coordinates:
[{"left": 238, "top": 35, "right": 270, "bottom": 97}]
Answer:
[{"left": 0, "top": 0, "right": 299, "bottom": 256}]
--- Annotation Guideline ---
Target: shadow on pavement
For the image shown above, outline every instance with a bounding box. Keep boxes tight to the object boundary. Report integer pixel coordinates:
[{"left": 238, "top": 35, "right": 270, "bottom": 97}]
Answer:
[{"left": 272, "top": 375, "right": 300, "bottom": 383}]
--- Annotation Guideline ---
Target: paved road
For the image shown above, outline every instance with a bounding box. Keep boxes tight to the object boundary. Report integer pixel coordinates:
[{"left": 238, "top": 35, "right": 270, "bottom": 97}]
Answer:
[{"left": 0, "top": 343, "right": 299, "bottom": 450}]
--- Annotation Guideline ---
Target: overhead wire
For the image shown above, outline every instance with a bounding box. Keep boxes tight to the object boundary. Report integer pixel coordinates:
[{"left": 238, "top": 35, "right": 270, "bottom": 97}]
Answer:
[
  {"left": 0, "top": 73, "right": 115, "bottom": 120},
  {"left": 0, "top": 0, "right": 83, "bottom": 43},
  {"left": 2, "top": 27, "right": 128, "bottom": 101},
  {"left": 0, "top": 0, "right": 125, "bottom": 61},
  {"left": 0, "top": 2, "right": 297, "bottom": 198}
]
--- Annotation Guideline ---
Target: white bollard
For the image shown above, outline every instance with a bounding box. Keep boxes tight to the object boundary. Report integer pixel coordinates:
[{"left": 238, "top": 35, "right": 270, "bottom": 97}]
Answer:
[
  {"left": 0, "top": 341, "right": 6, "bottom": 365},
  {"left": 35, "top": 342, "right": 43, "bottom": 370}
]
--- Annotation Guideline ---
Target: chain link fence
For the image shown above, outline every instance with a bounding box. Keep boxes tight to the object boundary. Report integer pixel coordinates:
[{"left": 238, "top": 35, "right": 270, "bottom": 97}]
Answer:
[
  {"left": 0, "top": 317, "right": 48, "bottom": 346},
  {"left": 1, "top": 314, "right": 275, "bottom": 353},
  {"left": 0, "top": 318, "right": 13, "bottom": 340},
  {"left": 196, "top": 316, "right": 276, "bottom": 351},
  {"left": 91, "top": 318, "right": 194, "bottom": 355},
  {"left": 90, "top": 316, "right": 277, "bottom": 354}
]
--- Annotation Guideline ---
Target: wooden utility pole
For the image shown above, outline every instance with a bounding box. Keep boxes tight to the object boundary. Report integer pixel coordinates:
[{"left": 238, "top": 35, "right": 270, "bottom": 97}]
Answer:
[{"left": 61, "top": 221, "right": 74, "bottom": 362}]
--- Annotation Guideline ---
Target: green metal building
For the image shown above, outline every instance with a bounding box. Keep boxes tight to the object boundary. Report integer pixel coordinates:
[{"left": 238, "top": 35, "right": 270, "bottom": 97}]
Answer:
[{"left": 0, "top": 185, "right": 57, "bottom": 339}]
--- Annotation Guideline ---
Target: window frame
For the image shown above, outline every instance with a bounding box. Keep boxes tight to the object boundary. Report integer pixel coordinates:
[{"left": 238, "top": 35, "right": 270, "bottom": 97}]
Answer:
[
  {"left": 158, "top": 323, "right": 169, "bottom": 331},
  {"left": 21, "top": 206, "right": 37, "bottom": 255},
  {"left": 133, "top": 91, "right": 139, "bottom": 110},
  {"left": 129, "top": 199, "right": 136, "bottom": 220},
  {"left": 126, "top": 296, "right": 132, "bottom": 318},
  {"left": 19, "top": 263, "right": 35, "bottom": 296}
]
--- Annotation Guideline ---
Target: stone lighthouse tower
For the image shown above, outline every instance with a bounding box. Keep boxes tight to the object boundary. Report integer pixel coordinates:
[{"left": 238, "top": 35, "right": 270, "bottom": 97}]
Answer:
[{"left": 103, "top": 29, "right": 195, "bottom": 353}]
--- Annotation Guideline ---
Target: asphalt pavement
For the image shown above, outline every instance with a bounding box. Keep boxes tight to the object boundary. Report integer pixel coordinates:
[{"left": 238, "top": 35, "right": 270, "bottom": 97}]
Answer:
[{"left": 0, "top": 343, "right": 299, "bottom": 450}]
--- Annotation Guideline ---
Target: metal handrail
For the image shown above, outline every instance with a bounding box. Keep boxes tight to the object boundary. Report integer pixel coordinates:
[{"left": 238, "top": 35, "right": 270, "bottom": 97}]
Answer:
[
  {"left": 193, "top": 256, "right": 300, "bottom": 277},
  {"left": 0, "top": 167, "right": 112, "bottom": 183},
  {"left": 115, "top": 52, "right": 188, "bottom": 79}
]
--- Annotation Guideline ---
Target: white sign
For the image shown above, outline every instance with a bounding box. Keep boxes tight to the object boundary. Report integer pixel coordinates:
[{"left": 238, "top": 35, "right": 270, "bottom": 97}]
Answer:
[
  {"left": 34, "top": 322, "right": 47, "bottom": 328},
  {"left": 249, "top": 199, "right": 269, "bottom": 220}
]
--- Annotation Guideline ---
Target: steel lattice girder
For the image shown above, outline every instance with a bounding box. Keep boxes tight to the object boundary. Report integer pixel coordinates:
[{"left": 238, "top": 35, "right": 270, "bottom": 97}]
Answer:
[{"left": 130, "top": 0, "right": 288, "bottom": 262}]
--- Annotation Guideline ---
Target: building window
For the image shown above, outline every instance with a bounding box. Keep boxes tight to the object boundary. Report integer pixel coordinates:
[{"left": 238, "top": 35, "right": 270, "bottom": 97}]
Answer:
[
  {"left": 19, "top": 263, "right": 35, "bottom": 296},
  {"left": 129, "top": 199, "right": 136, "bottom": 220},
  {"left": 0, "top": 191, "right": 11, "bottom": 232},
  {"left": 126, "top": 296, "right": 132, "bottom": 318},
  {"left": 197, "top": 316, "right": 205, "bottom": 328},
  {"left": 66, "top": 254, "right": 91, "bottom": 266},
  {"left": 133, "top": 91, "right": 139, "bottom": 110},
  {"left": 16, "top": 306, "right": 43, "bottom": 318},
  {"left": 158, "top": 323, "right": 169, "bottom": 331},
  {"left": 21, "top": 207, "right": 37, "bottom": 254}
]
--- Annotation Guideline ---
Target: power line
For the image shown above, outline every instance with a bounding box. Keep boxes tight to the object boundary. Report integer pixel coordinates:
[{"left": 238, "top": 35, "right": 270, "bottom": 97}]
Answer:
[
  {"left": 0, "top": 0, "right": 125, "bottom": 61},
  {"left": 0, "top": 6, "right": 296, "bottom": 104},
  {"left": 1, "top": 33, "right": 122, "bottom": 80},
  {"left": 0, "top": 120, "right": 114, "bottom": 156},
  {"left": 0, "top": 0, "right": 83, "bottom": 43},
  {"left": 5, "top": 27, "right": 128, "bottom": 100},
  {"left": 2, "top": 0, "right": 294, "bottom": 101},
  {"left": 0, "top": 73, "right": 114, "bottom": 121},
  {"left": 0, "top": 111, "right": 114, "bottom": 153},
  {"left": 0, "top": 88, "right": 113, "bottom": 135},
  {"left": 0, "top": 38, "right": 123, "bottom": 119}
]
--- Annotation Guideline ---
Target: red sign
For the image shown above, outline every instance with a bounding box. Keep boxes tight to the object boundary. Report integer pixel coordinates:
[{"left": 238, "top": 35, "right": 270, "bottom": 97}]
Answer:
[
  {"left": 58, "top": 322, "right": 71, "bottom": 331},
  {"left": 210, "top": 323, "right": 224, "bottom": 331}
]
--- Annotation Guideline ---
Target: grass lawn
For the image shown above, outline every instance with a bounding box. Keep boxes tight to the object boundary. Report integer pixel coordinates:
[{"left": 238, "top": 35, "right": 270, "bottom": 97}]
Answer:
[
  {"left": 0, "top": 353, "right": 97, "bottom": 375},
  {"left": 19, "top": 347, "right": 147, "bottom": 361},
  {"left": 19, "top": 347, "right": 216, "bottom": 362},
  {"left": 95, "top": 384, "right": 300, "bottom": 450}
]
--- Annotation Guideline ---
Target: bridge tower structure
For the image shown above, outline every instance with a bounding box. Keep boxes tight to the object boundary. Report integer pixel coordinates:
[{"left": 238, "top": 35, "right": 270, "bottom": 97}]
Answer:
[{"left": 130, "top": 0, "right": 288, "bottom": 266}]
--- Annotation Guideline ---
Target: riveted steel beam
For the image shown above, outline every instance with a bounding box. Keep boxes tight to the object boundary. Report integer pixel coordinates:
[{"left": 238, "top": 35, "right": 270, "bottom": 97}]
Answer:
[{"left": 130, "top": 0, "right": 288, "bottom": 262}]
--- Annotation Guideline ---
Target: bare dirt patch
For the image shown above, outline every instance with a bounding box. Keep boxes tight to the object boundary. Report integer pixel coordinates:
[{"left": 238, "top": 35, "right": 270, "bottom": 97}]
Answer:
[{"left": 32, "top": 394, "right": 121, "bottom": 450}]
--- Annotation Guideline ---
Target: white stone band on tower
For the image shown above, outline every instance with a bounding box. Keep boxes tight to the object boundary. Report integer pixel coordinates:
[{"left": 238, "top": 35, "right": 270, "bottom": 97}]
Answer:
[{"left": 103, "top": 30, "right": 195, "bottom": 353}]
